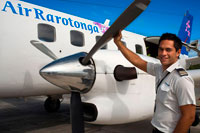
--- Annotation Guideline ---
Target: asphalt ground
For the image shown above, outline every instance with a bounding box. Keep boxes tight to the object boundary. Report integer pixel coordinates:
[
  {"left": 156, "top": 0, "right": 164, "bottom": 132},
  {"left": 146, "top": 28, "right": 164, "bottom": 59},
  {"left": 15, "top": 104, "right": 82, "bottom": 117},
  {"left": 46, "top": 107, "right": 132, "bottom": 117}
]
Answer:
[{"left": 0, "top": 96, "right": 199, "bottom": 133}]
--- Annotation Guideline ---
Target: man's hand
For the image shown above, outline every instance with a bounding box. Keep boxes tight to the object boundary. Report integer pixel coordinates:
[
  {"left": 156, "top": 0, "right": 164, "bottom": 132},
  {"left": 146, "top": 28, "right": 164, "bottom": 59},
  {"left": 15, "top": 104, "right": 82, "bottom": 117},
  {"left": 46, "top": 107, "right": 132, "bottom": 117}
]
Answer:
[
  {"left": 113, "top": 30, "right": 147, "bottom": 72},
  {"left": 114, "top": 30, "right": 122, "bottom": 45}
]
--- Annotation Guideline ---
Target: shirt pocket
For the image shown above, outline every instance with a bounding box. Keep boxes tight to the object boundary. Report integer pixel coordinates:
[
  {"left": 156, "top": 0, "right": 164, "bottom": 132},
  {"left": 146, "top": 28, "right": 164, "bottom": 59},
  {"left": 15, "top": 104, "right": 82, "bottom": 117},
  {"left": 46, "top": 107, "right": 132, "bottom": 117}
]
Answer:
[
  {"left": 158, "top": 82, "right": 171, "bottom": 103},
  {"left": 160, "top": 82, "right": 170, "bottom": 92}
]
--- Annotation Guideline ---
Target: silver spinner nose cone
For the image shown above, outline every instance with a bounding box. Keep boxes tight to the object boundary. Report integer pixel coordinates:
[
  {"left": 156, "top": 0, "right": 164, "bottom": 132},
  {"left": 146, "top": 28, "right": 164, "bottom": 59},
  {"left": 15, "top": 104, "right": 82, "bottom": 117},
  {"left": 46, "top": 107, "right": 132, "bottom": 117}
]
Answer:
[{"left": 40, "top": 52, "right": 96, "bottom": 93}]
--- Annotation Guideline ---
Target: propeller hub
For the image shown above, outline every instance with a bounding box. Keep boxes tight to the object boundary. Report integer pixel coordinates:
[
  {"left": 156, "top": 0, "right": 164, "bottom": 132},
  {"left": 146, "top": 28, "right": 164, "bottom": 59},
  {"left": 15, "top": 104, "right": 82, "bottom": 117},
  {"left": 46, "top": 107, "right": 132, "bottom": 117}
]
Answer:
[{"left": 40, "top": 52, "right": 96, "bottom": 93}]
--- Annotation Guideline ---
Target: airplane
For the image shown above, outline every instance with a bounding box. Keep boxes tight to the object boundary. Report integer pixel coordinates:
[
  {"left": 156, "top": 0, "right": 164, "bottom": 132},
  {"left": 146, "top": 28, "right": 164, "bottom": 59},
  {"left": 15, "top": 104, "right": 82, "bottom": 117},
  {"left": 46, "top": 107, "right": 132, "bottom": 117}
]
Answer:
[{"left": 0, "top": 0, "right": 200, "bottom": 132}]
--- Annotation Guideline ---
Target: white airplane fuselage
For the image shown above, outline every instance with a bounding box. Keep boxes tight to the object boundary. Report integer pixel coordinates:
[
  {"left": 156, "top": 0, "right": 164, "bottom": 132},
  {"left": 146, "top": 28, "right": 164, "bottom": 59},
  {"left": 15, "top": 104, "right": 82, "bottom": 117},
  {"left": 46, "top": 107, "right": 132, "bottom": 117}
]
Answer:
[{"left": 0, "top": 0, "right": 158, "bottom": 124}]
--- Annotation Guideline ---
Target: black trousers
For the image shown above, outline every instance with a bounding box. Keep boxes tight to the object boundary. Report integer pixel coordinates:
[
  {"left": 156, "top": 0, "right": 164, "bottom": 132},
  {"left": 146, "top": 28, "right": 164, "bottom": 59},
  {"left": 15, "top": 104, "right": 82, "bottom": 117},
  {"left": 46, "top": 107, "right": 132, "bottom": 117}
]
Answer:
[{"left": 152, "top": 128, "right": 190, "bottom": 133}]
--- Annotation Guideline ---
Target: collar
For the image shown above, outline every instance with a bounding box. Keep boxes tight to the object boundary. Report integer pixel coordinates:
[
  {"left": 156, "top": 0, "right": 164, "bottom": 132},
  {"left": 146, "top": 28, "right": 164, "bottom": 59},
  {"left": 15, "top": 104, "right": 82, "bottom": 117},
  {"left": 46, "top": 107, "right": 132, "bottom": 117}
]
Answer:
[{"left": 165, "top": 60, "right": 181, "bottom": 73}]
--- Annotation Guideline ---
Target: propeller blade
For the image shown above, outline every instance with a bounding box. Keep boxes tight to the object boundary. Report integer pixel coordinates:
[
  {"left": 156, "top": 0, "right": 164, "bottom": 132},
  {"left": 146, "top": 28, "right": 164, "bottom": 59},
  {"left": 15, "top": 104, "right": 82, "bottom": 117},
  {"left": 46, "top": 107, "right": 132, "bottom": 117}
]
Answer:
[
  {"left": 70, "top": 91, "right": 85, "bottom": 133},
  {"left": 82, "top": 0, "right": 151, "bottom": 65},
  {"left": 30, "top": 40, "right": 58, "bottom": 60}
]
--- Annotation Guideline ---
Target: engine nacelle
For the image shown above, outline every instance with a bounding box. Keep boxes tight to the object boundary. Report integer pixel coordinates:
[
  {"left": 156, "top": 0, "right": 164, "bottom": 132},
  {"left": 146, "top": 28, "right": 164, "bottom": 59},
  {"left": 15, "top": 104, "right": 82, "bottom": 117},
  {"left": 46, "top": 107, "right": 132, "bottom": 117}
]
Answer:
[{"left": 81, "top": 50, "right": 156, "bottom": 124}]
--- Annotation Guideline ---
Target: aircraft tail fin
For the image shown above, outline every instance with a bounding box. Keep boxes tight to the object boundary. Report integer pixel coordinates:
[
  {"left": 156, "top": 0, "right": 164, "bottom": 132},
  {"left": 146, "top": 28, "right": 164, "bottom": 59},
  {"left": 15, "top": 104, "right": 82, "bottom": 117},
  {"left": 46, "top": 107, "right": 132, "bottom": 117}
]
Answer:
[{"left": 178, "top": 11, "right": 193, "bottom": 55}]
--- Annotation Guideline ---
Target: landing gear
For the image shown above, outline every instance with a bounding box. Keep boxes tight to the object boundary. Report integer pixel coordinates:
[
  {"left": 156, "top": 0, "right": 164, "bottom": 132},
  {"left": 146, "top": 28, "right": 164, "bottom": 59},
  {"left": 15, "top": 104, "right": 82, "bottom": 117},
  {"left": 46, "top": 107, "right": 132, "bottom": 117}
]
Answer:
[{"left": 44, "top": 97, "right": 61, "bottom": 112}]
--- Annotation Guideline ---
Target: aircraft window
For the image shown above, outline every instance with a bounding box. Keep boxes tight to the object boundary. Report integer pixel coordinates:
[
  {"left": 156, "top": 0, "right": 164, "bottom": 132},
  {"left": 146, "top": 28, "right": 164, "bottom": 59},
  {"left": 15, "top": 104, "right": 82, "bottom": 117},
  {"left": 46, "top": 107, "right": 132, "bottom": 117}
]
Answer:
[
  {"left": 70, "top": 30, "right": 85, "bottom": 47},
  {"left": 135, "top": 44, "right": 143, "bottom": 54},
  {"left": 38, "top": 23, "right": 56, "bottom": 42},
  {"left": 96, "top": 36, "right": 107, "bottom": 49}
]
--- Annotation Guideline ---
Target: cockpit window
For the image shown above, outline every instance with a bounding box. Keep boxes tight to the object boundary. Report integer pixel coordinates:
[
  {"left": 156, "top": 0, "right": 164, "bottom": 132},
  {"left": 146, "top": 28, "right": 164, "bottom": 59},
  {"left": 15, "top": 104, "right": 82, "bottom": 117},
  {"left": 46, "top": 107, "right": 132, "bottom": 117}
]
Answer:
[
  {"left": 70, "top": 30, "right": 84, "bottom": 47},
  {"left": 38, "top": 23, "right": 56, "bottom": 42}
]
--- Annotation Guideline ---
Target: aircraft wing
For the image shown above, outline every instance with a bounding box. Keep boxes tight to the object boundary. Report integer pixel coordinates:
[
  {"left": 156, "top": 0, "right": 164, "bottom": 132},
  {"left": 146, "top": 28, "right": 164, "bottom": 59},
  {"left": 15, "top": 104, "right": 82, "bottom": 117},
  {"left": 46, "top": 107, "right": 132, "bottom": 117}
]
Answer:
[
  {"left": 144, "top": 36, "right": 160, "bottom": 44},
  {"left": 185, "top": 56, "right": 200, "bottom": 69},
  {"left": 188, "top": 69, "right": 200, "bottom": 106}
]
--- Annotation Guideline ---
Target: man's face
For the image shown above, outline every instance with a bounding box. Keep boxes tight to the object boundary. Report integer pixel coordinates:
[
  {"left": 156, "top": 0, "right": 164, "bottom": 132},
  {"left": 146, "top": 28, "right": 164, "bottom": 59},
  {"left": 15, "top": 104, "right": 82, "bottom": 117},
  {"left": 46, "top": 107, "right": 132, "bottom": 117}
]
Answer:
[{"left": 158, "top": 40, "right": 181, "bottom": 70}]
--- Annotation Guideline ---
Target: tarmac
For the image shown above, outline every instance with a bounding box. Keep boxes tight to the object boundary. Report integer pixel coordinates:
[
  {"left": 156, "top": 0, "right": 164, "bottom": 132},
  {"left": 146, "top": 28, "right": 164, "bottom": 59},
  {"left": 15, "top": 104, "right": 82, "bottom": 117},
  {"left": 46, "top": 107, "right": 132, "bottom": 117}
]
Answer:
[{"left": 0, "top": 95, "right": 199, "bottom": 133}]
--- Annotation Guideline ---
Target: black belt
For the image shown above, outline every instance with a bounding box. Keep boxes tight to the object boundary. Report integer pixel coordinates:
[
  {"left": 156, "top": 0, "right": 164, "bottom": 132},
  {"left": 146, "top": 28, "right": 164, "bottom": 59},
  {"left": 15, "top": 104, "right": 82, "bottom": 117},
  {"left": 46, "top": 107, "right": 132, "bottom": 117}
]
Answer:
[
  {"left": 153, "top": 128, "right": 190, "bottom": 133},
  {"left": 152, "top": 128, "right": 164, "bottom": 133}
]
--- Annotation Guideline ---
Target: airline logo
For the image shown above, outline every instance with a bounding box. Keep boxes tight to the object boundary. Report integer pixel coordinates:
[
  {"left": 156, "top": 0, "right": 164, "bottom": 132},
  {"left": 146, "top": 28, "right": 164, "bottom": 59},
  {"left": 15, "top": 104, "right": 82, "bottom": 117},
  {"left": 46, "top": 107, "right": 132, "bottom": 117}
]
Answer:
[
  {"left": 178, "top": 11, "right": 193, "bottom": 55},
  {"left": 185, "top": 20, "right": 191, "bottom": 39},
  {"left": 1, "top": 0, "right": 109, "bottom": 34}
]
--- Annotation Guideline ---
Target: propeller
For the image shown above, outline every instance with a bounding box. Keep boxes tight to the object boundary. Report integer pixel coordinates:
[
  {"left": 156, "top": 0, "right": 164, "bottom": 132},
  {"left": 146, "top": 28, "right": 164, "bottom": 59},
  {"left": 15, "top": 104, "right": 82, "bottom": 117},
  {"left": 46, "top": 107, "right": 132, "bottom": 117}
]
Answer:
[
  {"left": 33, "top": 0, "right": 151, "bottom": 133},
  {"left": 82, "top": 0, "right": 151, "bottom": 65},
  {"left": 30, "top": 41, "right": 86, "bottom": 132},
  {"left": 71, "top": 91, "right": 84, "bottom": 133},
  {"left": 39, "top": 52, "right": 95, "bottom": 133}
]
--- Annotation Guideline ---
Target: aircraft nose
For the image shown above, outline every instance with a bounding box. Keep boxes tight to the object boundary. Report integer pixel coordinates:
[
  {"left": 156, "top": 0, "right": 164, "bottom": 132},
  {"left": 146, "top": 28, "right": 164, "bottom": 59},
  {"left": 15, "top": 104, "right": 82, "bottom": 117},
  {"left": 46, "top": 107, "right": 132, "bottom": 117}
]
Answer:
[{"left": 40, "top": 52, "right": 96, "bottom": 93}]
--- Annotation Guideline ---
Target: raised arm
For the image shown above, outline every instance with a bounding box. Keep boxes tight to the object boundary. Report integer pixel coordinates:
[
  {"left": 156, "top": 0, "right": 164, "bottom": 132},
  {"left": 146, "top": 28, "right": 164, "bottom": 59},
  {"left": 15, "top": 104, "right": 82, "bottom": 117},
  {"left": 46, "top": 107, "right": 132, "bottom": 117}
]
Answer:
[{"left": 114, "top": 30, "right": 148, "bottom": 72}]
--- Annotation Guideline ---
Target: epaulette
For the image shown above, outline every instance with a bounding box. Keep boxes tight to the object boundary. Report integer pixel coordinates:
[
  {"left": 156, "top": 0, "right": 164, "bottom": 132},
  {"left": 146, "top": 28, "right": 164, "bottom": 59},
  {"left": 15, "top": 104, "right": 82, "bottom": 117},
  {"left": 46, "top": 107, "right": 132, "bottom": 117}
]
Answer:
[{"left": 176, "top": 68, "right": 188, "bottom": 76}]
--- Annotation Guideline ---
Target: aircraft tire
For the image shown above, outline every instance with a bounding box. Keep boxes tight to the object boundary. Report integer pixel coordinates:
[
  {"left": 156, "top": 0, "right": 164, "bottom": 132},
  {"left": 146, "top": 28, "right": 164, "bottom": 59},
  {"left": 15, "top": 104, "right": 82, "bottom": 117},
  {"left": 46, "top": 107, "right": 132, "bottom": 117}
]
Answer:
[{"left": 44, "top": 97, "right": 61, "bottom": 113}]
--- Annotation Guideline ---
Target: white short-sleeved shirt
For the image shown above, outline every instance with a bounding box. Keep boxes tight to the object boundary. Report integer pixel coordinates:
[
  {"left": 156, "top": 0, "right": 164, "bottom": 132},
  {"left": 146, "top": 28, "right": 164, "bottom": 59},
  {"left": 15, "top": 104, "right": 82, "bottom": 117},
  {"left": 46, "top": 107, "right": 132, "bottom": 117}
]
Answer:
[{"left": 147, "top": 61, "right": 196, "bottom": 133}]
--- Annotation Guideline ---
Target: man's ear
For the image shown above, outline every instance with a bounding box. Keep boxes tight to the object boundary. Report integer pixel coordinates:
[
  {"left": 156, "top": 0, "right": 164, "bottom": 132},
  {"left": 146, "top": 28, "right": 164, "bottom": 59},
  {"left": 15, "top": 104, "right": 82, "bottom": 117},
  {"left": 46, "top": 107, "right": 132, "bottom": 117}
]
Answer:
[{"left": 177, "top": 49, "right": 181, "bottom": 57}]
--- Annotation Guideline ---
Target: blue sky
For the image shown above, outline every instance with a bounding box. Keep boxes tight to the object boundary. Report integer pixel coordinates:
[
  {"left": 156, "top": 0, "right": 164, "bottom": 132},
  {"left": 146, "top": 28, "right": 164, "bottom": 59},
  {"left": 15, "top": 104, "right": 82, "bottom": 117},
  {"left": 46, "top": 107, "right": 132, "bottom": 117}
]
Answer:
[{"left": 21, "top": 0, "right": 200, "bottom": 41}]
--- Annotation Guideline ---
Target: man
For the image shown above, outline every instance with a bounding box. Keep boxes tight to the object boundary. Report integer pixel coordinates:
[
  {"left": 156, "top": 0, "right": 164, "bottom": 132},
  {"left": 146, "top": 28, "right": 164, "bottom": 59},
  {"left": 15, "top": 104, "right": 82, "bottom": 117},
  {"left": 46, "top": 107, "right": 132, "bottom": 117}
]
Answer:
[{"left": 114, "top": 31, "right": 196, "bottom": 133}]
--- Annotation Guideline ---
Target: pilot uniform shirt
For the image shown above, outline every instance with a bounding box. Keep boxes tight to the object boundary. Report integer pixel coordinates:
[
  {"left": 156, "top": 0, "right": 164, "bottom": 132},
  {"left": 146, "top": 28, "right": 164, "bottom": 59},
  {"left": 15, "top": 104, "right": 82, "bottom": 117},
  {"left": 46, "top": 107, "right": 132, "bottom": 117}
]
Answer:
[{"left": 147, "top": 60, "right": 196, "bottom": 133}]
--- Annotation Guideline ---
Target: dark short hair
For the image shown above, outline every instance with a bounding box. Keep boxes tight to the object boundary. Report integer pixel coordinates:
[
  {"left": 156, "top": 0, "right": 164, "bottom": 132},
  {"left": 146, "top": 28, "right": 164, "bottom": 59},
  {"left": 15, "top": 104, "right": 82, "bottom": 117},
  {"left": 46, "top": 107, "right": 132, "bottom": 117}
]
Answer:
[{"left": 159, "top": 33, "right": 182, "bottom": 51}]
